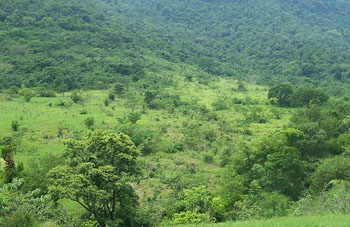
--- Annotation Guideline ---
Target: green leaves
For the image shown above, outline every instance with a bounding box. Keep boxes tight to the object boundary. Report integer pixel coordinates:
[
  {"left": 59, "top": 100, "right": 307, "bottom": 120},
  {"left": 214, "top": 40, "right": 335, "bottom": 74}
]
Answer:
[{"left": 48, "top": 130, "right": 140, "bottom": 226}]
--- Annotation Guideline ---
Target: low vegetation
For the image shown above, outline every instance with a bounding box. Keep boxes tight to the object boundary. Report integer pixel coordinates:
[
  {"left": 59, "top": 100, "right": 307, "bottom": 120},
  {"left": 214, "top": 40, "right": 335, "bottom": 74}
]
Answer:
[{"left": 2, "top": 0, "right": 350, "bottom": 226}]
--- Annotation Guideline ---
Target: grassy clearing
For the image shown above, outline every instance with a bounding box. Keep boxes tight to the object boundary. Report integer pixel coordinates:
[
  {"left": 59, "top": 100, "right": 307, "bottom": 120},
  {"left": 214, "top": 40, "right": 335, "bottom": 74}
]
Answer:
[
  {"left": 173, "top": 215, "right": 350, "bottom": 227},
  {"left": 0, "top": 75, "right": 292, "bottom": 218}
]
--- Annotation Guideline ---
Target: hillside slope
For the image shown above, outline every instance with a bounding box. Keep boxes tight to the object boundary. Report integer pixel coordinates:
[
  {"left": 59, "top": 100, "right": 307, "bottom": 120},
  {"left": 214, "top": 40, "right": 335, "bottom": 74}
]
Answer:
[{"left": 2, "top": 0, "right": 350, "bottom": 92}]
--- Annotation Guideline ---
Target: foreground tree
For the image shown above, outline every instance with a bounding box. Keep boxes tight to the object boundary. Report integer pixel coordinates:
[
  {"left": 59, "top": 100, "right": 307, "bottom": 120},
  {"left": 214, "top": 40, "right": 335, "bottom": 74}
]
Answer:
[
  {"left": 1, "top": 137, "right": 18, "bottom": 183},
  {"left": 47, "top": 131, "right": 141, "bottom": 226}
]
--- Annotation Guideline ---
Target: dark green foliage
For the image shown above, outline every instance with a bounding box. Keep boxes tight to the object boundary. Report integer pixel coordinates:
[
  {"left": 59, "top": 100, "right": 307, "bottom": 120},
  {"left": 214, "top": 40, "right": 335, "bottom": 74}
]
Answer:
[
  {"left": 11, "top": 120, "right": 19, "bottom": 131},
  {"left": 203, "top": 153, "right": 214, "bottom": 163},
  {"left": 36, "top": 89, "right": 56, "bottom": 98},
  {"left": 290, "top": 87, "right": 329, "bottom": 107},
  {"left": 2, "top": 0, "right": 350, "bottom": 93},
  {"left": 268, "top": 84, "right": 294, "bottom": 107},
  {"left": 144, "top": 91, "right": 156, "bottom": 105},
  {"left": 84, "top": 117, "right": 95, "bottom": 129},
  {"left": 310, "top": 151, "right": 350, "bottom": 191},
  {"left": 108, "top": 92, "right": 115, "bottom": 101},
  {"left": 22, "top": 153, "right": 63, "bottom": 194},
  {"left": 269, "top": 85, "right": 329, "bottom": 107},
  {"left": 71, "top": 91, "right": 84, "bottom": 104},
  {"left": 1, "top": 210, "right": 35, "bottom": 227},
  {"left": 128, "top": 112, "right": 141, "bottom": 124},
  {"left": 114, "top": 83, "right": 125, "bottom": 95},
  {"left": 3, "top": 0, "right": 350, "bottom": 225},
  {"left": 104, "top": 97, "right": 109, "bottom": 106}
]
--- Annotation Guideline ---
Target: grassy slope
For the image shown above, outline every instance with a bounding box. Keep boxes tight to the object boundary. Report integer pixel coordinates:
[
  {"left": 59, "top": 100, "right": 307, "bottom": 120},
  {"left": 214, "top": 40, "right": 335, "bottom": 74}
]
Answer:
[
  {"left": 0, "top": 59, "right": 292, "bottom": 215},
  {"left": 173, "top": 215, "right": 350, "bottom": 227}
]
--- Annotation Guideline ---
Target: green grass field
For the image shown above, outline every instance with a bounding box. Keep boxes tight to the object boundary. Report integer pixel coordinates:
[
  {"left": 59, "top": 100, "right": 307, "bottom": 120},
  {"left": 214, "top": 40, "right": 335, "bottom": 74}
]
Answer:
[
  {"left": 0, "top": 75, "right": 293, "bottom": 223},
  {"left": 173, "top": 215, "right": 350, "bottom": 227}
]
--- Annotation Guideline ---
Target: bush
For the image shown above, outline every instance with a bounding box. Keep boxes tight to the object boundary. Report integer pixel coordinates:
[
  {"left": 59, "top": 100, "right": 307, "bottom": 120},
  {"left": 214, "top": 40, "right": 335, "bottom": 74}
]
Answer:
[
  {"left": 172, "top": 211, "right": 212, "bottom": 224},
  {"left": 203, "top": 154, "right": 214, "bottom": 163},
  {"left": 104, "top": 98, "right": 109, "bottom": 106},
  {"left": 235, "top": 191, "right": 291, "bottom": 220},
  {"left": 290, "top": 87, "right": 329, "bottom": 107},
  {"left": 84, "top": 117, "right": 95, "bottom": 129},
  {"left": 128, "top": 112, "right": 141, "bottom": 124},
  {"left": 292, "top": 180, "right": 350, "bottom": 216},
  {"left": 108, "top": 92, "right": 115, "bottom": 101},
  {"left": 71, "top": 91, "right": 84, "bottom": 104},
  {"left": 20, "top": 89, "right": 36, "bottom": 102},
  {"left": 1, "top": 210, "right": 35, "bottom": 227},
  {"left": 11, "top": 120, "right": 19, "bottom": 131},
  {"left": 310, "top": 151, "right": 350, "bottom": 191},
  {"left": 36, "top": 89, "right": 56, "bottom": 97},
  {"left": 114, "top": 83, "right": 124, "bottom": 95},
  {"left": 169, "top": 186, "right": 218, "bottom": 224}
]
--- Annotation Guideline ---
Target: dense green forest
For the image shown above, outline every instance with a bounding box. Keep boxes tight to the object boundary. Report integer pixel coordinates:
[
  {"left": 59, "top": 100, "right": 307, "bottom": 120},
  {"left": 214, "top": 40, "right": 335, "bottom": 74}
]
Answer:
[{"left": 2, "top": 0, "right": 350, "bottom": 226}]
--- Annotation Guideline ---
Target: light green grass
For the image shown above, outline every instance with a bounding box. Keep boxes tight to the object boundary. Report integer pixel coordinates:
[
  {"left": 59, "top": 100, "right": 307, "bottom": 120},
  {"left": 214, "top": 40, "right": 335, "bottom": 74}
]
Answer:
[
  {"left": 0, "top": 75, "right": 293, "bottom": 217},
  {"left": 174, "top": 215, "right": 350, "bottom": 227}
]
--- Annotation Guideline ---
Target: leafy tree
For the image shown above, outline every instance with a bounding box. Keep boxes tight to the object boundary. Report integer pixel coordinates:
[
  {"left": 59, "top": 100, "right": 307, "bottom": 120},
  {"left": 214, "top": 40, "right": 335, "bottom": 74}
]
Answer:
[
  {"left": 20, "top": 89, "right": 35, "bottom": 102},
  {"left": 1, "top": 137, "right": 18, "bottom": 183},
  {"left": 71, "top": 91, "right": 84, "bottom": 104},
  {"left": 268, "top": 84, "right": 294, "bottom": 107},
  {"left": 47, "top": 131, "right": 140, "bottom": 226},
  {"left": 310, "top": 150, "right": 350, "bottom": 191},
  {"left": 169, "top": 186, "right": 221, "bottom": 224},
  {"left": 0, "top": 178, "right": 68, "bottom": 226},
  {"left": 290, "top": 87, "right": 329, "bottom": 107}
]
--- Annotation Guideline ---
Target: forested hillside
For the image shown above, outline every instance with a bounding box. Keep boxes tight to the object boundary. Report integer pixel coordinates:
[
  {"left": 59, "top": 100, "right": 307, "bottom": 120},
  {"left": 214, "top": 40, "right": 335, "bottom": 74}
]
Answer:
[
  {"left": 2, "top": 0, "right": 350, "bottom": 91},
  {"left": 2, "top": 0, "right": 350, "bottom": 226}
]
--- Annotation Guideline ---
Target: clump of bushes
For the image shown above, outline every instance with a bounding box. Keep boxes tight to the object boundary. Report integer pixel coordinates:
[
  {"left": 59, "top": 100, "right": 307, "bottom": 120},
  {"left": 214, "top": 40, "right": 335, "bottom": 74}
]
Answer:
[{"left": 84, "top": 117, "right": 95, "bottom": 129}]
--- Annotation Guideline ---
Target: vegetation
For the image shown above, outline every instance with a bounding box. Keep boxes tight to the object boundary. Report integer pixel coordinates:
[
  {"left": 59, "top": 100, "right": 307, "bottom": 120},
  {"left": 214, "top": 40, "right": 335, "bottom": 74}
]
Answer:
[{"left": 2, "top": 0, "right": 350, "bottom": 226}]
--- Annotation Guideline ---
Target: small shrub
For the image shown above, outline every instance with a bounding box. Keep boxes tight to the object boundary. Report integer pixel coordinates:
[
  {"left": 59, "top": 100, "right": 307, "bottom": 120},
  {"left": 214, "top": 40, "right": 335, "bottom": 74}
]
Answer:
[
  {"left": 20, "top": 89, "right": 35, "bottom": 102},
  {"left": 58, "top": 126, "right": 63, "bottom": 138},
  {"left": 104, "top": 98, "right": 109, "bottom": 106},
  {"left": 71, "top": 92, "right": 83, "bottom": 104},
  {"left": 128, "top": 112, "right": 141, "bottom": 124},
  {"left": 84, "top": 117, "right": 95, "bottom": 129},
  {"left": 242, "top": 128, "right": 253, "bottom": 135},
  {"left": 80, "top": 109, "right": 88, "bottom": 114},
  {"left": 108, "top": 92, "right": 115, "bottom": 101},
  {"left": 114, "top": 83, "right": 124, "bottom": 95},
  {"left": 2, "top": 210, "right": 35, "bottom": 227},
  {"left": 238, "top": 81, "right": 247, "bottom": 92},
  {"left": 11, "top": 120, "right": 19, "bottom": 131},
  {"left": 37, "top": 89, "right": 56, "bottom": 97},
  {"left": 203, "top": 154, "right": 214, "bottom": 163}
]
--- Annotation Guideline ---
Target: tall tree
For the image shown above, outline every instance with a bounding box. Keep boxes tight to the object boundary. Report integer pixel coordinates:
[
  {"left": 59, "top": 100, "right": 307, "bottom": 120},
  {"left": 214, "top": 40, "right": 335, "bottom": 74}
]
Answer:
[{"left": 48, "top": 131, "right": 140, "bottom": 226}]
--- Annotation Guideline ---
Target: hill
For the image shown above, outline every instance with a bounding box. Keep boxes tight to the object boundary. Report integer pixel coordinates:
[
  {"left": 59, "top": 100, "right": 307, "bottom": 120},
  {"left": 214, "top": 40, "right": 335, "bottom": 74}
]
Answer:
[
  {"left": 2, "top": 0, "right": 350, "bottom": 226},
  {"left": 2, "top": 0, "right": 350, "bottom": 93}
]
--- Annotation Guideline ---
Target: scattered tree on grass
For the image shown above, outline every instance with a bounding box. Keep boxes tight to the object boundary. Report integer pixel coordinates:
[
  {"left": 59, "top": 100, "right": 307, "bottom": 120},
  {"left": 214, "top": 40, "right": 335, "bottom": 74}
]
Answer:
[
  {"left": 1, "top": 137, "right": 18, "bottom": 183},
  {"left": 47, "top": 131, "right": 140, "bottom": 226},
  {"left": 20, "top": 89, "right": 35, "bottom": 102}
]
